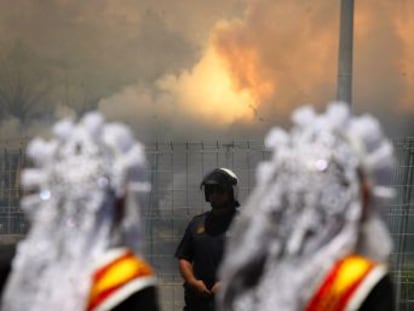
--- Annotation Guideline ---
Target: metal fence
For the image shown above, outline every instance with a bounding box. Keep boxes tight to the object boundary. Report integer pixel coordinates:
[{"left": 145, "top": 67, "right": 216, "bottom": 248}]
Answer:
[
  {"left": 144, "top": 141, "right": 267, "bottom": 310},
  {"left": 391, "top": 138, "right": 414, "bottom": 310},
  {"left": 0, "top": 139, "right": 413, "bottom": 310}
]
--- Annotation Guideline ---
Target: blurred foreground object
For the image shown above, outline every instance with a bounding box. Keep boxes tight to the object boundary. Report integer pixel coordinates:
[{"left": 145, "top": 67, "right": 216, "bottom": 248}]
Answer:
[
  {"left": 1, "top": 112, "right": 159, "bottom": 311},
  {"left": 218, "top": 103, "right": 395, "bottom": 311}
]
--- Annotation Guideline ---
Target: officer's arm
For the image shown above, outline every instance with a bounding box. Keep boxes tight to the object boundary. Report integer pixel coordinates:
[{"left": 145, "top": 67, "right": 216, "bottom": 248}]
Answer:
[
  {"left": 178, "top": 259, "right": 211, "bottom": 296},
  {"left": 178, "top": 259, "right": 196, "bottom": 285}
]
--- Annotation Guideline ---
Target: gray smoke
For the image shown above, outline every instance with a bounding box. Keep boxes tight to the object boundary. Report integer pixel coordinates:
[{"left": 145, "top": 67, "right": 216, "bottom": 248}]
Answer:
[{"left": 0, "top": 0, "right": 412, "bottom": 143}]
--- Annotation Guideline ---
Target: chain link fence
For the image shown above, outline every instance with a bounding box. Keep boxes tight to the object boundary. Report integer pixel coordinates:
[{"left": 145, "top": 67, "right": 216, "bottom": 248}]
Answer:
[
  {"left": 0, "top": 139, "right": 413, "bottom": 310},
  {"left": 391, "top": 138, "right": 414, "bottom": 310}
]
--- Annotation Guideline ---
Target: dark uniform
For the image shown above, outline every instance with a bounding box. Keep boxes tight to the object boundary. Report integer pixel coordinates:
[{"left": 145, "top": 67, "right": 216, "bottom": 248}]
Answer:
[
  {"left": 176, "top": 207, "right": 237, "bottom": 311},
  {"left": 359, "top": 274, "right": 394, "bottom": 311},
  {"left": 0, "top": 244, "right": 15, "bottom": 297},
  {"left": 110, "top": 287, "right": 158, "bottom": 311}
]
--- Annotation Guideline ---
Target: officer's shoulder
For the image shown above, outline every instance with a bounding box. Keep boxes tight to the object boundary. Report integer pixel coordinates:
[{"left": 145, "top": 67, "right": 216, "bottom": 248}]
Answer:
[{"left": 190, "top": 211, "right": 209, "bottom": 222}]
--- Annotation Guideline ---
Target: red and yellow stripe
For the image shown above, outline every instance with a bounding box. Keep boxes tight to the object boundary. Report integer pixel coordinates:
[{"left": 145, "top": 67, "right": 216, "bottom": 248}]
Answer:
[
  {"left": 305, "top": 255, "right": 376, "bottom": 311},
  {"left": 87, "top": 250, "right": 154, "bottom": 311}
]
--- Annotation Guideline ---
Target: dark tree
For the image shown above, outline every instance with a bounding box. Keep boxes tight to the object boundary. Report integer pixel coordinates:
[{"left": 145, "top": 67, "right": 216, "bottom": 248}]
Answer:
[{"left": 0, "top": 41, "right": 55, "bottom": 123}]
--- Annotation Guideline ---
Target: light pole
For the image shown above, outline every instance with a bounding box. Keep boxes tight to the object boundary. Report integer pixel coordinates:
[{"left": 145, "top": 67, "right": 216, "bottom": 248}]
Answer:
[{"left": 337, "top": 0, "right": 354, "bottom": 106}]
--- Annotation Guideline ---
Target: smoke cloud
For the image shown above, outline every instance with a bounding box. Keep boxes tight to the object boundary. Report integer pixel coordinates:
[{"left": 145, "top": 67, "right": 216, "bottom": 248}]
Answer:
[{"left": 0, "top": 0, "right": 412, "bottom": 142}]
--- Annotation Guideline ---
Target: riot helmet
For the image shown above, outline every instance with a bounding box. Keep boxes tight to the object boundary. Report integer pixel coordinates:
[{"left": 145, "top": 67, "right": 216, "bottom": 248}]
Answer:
[{"left": 200, "top": 168, "right": 239, "bottom": 206}]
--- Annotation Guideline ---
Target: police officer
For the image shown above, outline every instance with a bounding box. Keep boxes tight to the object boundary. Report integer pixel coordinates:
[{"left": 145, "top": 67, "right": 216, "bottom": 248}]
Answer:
[{"left": 175, "top": 168, "right": 239, "bottom": 311}]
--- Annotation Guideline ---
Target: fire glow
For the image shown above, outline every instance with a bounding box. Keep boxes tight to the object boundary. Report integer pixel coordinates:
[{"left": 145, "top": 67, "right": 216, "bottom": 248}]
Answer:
[{"left": 159, "top": 44, "right": 257, "bottom": 125}]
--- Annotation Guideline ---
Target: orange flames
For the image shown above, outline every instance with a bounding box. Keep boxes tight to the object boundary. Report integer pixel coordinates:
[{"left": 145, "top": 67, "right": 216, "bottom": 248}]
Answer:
[
  {"left": 158, "top": 40, "right": 258, "bottom": 125},
  {"left": 139, "top": 1, "right": 414, "bottom": 130},
  {"left": 212, "top": 20, "right": 277, "bottom": 106}
]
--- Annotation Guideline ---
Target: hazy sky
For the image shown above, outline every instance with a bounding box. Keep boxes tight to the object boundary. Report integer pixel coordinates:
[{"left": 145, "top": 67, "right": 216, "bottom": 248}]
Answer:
[{"left": 0, "top": 0, "right": 412, "bottom": 143}]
